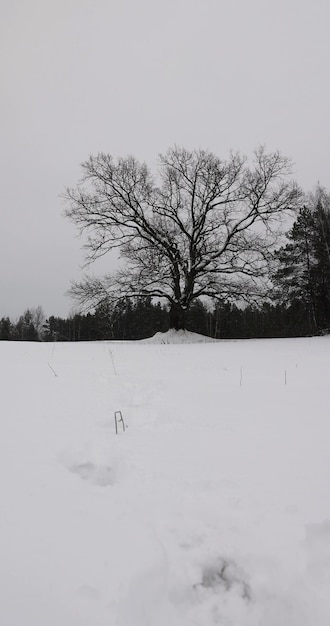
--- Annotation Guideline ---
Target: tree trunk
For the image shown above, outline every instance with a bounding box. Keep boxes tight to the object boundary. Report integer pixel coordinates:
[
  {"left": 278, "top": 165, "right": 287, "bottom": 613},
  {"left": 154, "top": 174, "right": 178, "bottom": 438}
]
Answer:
[{"left": 169, "top": 303, "right": 186, "bottom": 330}]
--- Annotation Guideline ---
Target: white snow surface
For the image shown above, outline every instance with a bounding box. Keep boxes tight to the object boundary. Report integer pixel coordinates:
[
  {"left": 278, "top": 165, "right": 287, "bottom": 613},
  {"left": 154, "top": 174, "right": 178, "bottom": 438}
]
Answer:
[{"left": 1, "top": 334, "right": 330, "bottom": 625}]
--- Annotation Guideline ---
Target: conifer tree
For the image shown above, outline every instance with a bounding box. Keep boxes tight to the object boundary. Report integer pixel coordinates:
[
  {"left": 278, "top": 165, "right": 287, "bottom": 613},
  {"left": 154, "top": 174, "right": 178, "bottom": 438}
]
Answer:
[{"left": 275, "top": 187, "right": 330, "bottom": 332}]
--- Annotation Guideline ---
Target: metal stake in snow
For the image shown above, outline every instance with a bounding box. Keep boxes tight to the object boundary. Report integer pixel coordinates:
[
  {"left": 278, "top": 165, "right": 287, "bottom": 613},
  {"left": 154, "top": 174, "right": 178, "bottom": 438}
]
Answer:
[{"left": 114, "top": 411, "right": 126, "bottom": 434}]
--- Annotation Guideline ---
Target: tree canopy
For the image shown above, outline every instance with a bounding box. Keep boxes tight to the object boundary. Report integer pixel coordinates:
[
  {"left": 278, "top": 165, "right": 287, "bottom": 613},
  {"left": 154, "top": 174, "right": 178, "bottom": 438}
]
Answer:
[{"left": 64, "top": 146, "right": 300, "bottom": 329}]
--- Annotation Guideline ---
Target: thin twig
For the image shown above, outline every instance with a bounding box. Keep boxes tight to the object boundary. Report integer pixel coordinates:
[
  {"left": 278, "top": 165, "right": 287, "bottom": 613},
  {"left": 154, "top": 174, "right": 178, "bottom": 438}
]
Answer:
[
  {"left": 48, "top": 362, "right": 58, "bottom": 377},
  {"left": 109, "top": 349, "right": 118, "bottom": 375}
]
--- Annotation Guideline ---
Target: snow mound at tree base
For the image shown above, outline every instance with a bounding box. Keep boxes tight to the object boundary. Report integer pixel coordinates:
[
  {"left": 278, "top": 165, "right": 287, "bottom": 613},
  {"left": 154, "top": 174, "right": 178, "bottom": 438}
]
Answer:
[{"left": 142, "top": 329, "right": 217, "bottom": 343}]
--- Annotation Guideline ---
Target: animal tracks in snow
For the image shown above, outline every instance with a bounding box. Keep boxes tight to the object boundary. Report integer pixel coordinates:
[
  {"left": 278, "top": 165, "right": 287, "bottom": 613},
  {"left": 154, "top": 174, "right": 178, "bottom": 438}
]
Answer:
[
  {"left": 69, "top": 460, "right": 115, "bottom": 486},
  {"left": 60, "top": 441, "right": 123, "bottom": 487},
  {"left": 198, "top": 557, "right": 252, "bottom": 600}
]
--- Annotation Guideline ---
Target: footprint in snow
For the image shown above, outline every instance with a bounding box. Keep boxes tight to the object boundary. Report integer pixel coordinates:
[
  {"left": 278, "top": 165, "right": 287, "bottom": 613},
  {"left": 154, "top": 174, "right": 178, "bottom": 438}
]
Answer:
[{"left": 69, "top": 461, "right": 115, "bottom": 486}]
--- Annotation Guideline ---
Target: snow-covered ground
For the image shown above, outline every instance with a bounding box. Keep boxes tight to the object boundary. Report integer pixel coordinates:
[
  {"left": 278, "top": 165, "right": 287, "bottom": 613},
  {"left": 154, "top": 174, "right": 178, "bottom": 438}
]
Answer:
[{"left": 1, "top": 332, "right": 330, "bottom": 625}]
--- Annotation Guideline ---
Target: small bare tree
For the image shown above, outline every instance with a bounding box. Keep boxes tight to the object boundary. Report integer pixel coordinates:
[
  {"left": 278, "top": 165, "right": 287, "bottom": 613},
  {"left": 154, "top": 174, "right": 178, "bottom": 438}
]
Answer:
[
  {"left": 64, "top": 146, "right": 300, "bottom": 329},
  {"left": 31, "top": 305, "right": 46, "bottom": 339}
]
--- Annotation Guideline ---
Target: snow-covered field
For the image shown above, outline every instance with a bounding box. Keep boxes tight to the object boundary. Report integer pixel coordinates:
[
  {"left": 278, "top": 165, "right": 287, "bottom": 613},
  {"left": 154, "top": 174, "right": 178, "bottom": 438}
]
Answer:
[{"left": 1, "top": 332, "right": 330, "bottom": 625}]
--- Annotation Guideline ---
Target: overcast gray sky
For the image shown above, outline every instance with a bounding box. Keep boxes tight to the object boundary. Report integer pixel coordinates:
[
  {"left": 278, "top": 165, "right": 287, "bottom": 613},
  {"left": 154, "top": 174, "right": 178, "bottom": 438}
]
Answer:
[{"left": 1, "top": 0, "right": 329, "bottom": 319}]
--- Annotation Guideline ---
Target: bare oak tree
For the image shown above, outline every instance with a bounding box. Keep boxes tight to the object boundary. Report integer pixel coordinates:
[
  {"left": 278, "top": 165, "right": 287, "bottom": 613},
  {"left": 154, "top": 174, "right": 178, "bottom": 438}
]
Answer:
[{"left": 64, "top": 146, "right": 300, "bottom": 329}]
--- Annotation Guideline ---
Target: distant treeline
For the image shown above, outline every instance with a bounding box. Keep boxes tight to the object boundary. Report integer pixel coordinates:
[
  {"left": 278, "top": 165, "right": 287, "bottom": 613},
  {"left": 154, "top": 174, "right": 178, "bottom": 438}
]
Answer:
[{"left": 1, "top": 296, "right": 328, "bottom": 342}]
